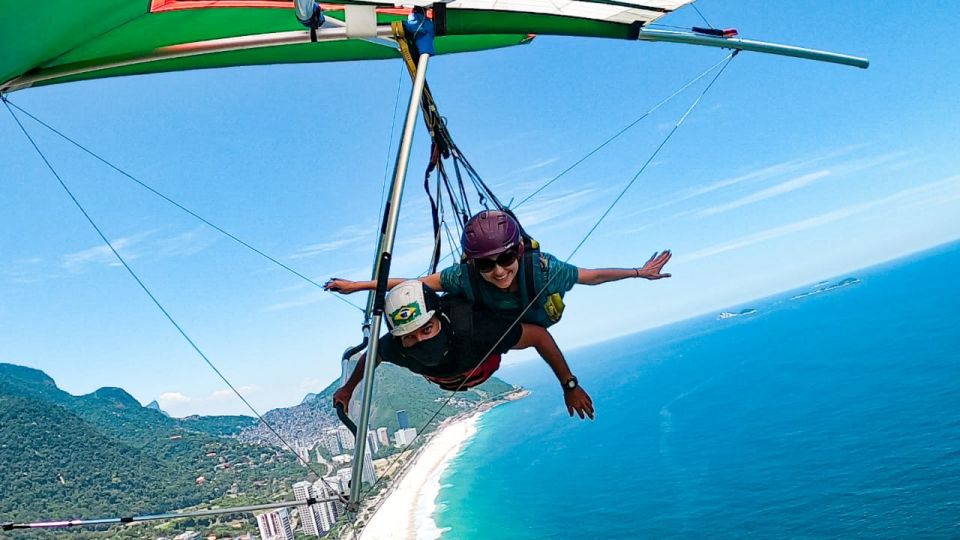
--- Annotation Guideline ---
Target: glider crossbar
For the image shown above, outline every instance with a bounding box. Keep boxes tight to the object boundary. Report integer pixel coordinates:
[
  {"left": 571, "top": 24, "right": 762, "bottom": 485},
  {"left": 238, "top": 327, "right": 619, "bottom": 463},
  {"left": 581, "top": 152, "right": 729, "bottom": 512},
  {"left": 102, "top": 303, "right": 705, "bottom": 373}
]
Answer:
[{"left": 2, "top": 497, "right": 342, "bottom": 530}]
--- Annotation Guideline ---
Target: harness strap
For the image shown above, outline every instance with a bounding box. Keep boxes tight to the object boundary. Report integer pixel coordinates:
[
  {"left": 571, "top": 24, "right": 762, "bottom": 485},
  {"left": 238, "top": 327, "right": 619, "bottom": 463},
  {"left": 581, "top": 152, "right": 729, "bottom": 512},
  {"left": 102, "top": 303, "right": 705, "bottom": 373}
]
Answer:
[
  {"left": 424, "top": 143, "right": 443, "bottom": 272},
  {"left": 424, "top": 353, "right": 502, "bottom": 390}
]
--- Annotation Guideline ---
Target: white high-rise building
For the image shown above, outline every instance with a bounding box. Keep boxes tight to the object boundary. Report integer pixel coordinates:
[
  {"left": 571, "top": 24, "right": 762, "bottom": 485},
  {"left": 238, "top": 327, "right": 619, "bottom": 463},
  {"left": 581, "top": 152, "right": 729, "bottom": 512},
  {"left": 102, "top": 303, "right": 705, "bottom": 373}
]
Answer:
[
  {"left": 376, "top": 427, "right": 390, "bottom": 447},
  {"left": 394, "top": 427, "right": 418, "bottom": 447},
  {"left": 325, "top": 474, "right": 348, "bottom": 495},
  {"left": 366, "top": 430, "right": 380, "bottom": 454},
  {"left": 296, "top": 446, "right": 311, "bottom": 467},
  {"left": 293, "top": 481, "right": 325, "bottom": 536},
  {"left": 363, "top": 447, "right": 377, "bottom": 484},
  {"left": 313, "top": 478, "right": 345, "bottom": 532},
  {"left": 337, "top": 425, "right": 355, "bottom": 451},
  {"left": 333, "top": 448, "right": 377, "bottom": 491},
  {"left": 319, "top": 428, "right": 341, "bottom": 455},
  {"left": 256, "top": 508, "right": 295, "bottom": 540},
  {"left": 336, "top": 468, "right": 353, "bottom": 492}
]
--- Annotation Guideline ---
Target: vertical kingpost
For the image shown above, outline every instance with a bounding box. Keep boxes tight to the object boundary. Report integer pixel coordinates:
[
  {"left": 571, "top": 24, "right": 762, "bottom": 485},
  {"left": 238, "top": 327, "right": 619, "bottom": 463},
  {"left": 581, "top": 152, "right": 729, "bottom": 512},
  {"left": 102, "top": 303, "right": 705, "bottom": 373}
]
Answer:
[{"left": 348, "top": 52, "right": 431, "bottom": 510}]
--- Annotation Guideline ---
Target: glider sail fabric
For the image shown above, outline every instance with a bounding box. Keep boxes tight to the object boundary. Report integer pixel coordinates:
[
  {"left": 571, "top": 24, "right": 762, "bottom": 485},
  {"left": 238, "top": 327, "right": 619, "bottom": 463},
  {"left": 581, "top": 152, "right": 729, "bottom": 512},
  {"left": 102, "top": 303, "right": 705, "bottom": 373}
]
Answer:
[{"left": 0, "top": 0, "right": 692, "bottom": 92}]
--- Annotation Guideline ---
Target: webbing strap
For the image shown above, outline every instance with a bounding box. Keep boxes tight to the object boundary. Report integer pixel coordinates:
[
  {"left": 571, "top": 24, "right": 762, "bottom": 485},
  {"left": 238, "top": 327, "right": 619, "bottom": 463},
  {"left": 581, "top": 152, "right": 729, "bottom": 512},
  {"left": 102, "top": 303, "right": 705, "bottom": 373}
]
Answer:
[
  {"left": 393, "top": 23, "right": 442, "bottom": 140},
  {"left": 391, "top": 22, "right": 507, "bottom": 273},
  {"left": 394, "top": 22, "right": 446, "bottom": 272}
]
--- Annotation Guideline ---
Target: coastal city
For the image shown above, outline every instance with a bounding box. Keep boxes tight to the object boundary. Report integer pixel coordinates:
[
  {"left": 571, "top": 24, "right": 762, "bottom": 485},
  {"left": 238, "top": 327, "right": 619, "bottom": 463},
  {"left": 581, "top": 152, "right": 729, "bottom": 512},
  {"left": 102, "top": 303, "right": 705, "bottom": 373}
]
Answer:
[
  {"left": 159, "top": 410, "right": 421, "bottom": 540},
  {"left": 148, "top": 387, "right": 527, "bottom": 540},
  {"left": 252, "top": 410, "right": 418, "bottom": 540}
]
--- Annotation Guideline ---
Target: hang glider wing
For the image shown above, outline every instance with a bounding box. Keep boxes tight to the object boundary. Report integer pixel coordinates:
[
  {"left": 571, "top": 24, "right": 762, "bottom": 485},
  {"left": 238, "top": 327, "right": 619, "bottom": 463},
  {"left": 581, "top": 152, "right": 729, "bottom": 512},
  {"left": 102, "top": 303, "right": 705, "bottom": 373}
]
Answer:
[{"left": 1, "top": 0, "right": 693, "bottom": 92}]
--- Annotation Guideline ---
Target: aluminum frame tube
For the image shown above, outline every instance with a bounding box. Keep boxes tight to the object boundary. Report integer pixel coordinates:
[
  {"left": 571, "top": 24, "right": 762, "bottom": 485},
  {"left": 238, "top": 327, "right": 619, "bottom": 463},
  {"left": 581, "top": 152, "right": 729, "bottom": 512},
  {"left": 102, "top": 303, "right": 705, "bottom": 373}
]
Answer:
[
  {"left": 348, "top": 52, "right": 431, "bottom": 508},
  {"left": 1, "top": 26, "right": 397, "bottom": 93},
  {"left": 637, "top": 28, "right": 869, "bottom": 69}
]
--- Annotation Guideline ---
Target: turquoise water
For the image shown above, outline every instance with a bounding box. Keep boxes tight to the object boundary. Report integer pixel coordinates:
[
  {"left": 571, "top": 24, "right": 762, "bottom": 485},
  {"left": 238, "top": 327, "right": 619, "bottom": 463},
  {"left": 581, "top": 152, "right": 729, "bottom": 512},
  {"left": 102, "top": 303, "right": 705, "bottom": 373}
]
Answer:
[{"left": 436, "top": 242, "right": 960, "bottom": 538}]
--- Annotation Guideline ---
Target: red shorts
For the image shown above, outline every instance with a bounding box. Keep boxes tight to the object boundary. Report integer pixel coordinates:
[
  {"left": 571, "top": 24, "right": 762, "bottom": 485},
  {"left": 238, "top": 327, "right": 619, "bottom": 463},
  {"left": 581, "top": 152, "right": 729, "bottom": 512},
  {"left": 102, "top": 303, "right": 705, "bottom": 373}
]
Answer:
[{"left": 424, "top": 354, "right": 502, "bottom": 391}]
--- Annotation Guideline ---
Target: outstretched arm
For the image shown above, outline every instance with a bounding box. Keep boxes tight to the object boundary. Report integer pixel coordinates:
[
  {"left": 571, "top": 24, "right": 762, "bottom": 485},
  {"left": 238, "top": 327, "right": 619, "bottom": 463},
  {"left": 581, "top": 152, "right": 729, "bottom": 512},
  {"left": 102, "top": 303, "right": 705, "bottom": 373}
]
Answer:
[
  {"left": 324, "top": 273, "right": 443, "bottom": 295},
  {"left": 513, "top": 324, "right": 594, "bottom": 420},
  {"left": 577, "top": 250, "right": 672, "bottom": 285}
]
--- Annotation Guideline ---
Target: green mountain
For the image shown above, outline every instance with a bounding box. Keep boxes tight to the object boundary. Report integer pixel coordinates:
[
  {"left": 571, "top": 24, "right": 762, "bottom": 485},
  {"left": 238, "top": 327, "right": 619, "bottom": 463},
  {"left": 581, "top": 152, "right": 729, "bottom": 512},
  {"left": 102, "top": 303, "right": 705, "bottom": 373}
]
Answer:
[
  {"left": 0, "top": 364, "right": 257, "bottom": 441},
  {"left": 178, "top": 414, "right": 257, "bottom": 437},
  {"left": 0, "top": 394, "right": 198, "bottom": 520},
  {"left": 240, "top": 363, "right": 516, "bottom": 448},
  {"left": 0, "top": 362, "right": 518, "bottom": 536},
  {"left": 0, "top": 364, "right": 303, "bottom": 534},
  {"left": 336, "top": 363, "right": 514, "bottom": 434}
]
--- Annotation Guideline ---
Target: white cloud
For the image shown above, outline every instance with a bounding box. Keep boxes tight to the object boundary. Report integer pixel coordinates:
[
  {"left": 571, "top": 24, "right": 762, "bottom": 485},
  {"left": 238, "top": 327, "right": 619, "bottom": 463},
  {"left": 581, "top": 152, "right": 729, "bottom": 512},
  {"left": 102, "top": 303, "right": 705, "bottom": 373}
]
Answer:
[
  {"left": 693, "top": 170, "right": 831, "bottom": 218},
  {"left": 621, "top": 145, "right": 869, "bottom": 219},
  {"left": 156, "top": 227, "right": 217, "bottom": 257},
  {"left": 680, "top": 175, "right": 960, "bottom": 262},
  {"left": 210, "top": 386, "right": 256, "bottom": 401},
  {"left": 60, "top": 227, "right": 219, "bottom": 273},
  {"left": 291, "top": 237, "right": 368, "bottom": 259},
  {"left": 62, "top": 231, "right": 154, "bottom": 272},
  {"left": 493, "top": 157, "right": 560, "bottom": 182},
  {"left": 158, "top": 392, "right": 191, "bottom": 404},
  {"left": 514, "top": 188, "right": 600, "bottom": 228},
  {"left": 3, "top": 257, "right": 47, "bottom": 284},
  {"left": 157, "top": 387, "right": 258, "bottom": 412}
]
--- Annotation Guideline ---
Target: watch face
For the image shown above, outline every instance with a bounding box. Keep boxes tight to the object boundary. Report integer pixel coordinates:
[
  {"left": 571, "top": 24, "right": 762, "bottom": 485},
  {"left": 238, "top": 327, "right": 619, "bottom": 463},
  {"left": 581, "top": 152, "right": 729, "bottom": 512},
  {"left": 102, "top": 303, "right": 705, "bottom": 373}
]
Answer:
[{"left": 566, "top": 378, "right": 576, "bottom": 389}]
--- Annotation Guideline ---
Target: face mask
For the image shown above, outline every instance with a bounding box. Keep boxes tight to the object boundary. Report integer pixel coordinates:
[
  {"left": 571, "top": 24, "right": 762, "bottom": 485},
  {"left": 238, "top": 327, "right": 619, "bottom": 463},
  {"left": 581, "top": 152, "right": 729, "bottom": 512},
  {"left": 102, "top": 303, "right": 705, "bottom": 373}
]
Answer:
[{"left": 399, "top": 327, "right": 450, "bottom": 367}]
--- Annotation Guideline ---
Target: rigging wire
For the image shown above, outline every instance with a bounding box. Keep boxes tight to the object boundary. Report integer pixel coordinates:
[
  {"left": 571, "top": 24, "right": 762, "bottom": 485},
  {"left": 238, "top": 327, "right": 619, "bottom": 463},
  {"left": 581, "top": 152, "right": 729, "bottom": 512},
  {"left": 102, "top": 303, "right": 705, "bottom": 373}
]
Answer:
[
  {"left": 3, "top": 99, "right": 344, "bottom": 500},
  {"left": 513, "top": 54, "right": 732, "bottom": 209},
  {"left": 346, "top": 53, "right": 737, "bottom": 533},
  {"left": 3, "top": 99, "right": 365, "bottom": 313},
  {"left": 691, "top": 1, "right": 715, "bottom": 29},
  {"left": 374, "top": 61, "right": 407, "bottom": 232},
  {"left": 567, "top": 52, "right": 736, "bottom": 261}
]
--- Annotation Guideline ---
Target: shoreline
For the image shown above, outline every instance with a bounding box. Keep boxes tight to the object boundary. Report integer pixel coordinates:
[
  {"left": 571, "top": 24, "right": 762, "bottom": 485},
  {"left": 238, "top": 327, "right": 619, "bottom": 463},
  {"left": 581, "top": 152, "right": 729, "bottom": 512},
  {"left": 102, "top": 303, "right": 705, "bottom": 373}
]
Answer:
[{"left": 357, "top": 389, "right": 528, "bottom": 540}]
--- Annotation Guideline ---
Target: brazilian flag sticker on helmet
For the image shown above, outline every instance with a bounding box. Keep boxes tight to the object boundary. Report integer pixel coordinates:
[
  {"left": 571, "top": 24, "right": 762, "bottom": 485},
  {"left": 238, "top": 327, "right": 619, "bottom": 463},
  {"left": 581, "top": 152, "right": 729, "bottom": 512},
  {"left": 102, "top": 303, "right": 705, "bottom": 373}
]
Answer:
[
  {"left": 384, "top": 280, "right": 437, "bottom": 336},
  {"left": 390, "top": 302, "right": 422, "bottom": 328}
]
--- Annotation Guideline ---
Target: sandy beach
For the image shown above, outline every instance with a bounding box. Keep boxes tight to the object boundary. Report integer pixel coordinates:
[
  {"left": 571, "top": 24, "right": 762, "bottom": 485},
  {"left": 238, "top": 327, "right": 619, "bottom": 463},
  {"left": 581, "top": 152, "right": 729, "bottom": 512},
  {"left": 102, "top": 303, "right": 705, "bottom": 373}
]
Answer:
[{"left": 358, "top": 391, "right": 527, "bottom": 540}]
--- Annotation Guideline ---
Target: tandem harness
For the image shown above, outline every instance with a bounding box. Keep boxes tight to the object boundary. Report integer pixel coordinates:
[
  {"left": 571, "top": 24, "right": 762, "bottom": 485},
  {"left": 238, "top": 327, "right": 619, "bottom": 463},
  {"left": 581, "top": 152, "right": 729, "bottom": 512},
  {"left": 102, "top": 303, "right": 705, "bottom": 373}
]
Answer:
[{"left": 462, "top": 236, "right": 566, "bottom": 327}]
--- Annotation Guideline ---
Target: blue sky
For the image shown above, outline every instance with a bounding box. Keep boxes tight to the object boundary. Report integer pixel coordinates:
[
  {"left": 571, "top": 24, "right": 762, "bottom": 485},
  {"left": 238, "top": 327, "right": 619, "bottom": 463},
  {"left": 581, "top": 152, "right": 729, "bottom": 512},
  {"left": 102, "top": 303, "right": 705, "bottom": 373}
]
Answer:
[{"left": 2, "top": 2, "right": 958, "bottom": 417}]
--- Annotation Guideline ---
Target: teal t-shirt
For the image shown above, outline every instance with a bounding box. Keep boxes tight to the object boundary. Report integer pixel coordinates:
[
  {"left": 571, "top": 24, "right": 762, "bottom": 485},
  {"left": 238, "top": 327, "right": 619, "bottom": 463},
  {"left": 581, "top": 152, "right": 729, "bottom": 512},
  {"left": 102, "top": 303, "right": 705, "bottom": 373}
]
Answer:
[{"left": 439, "top": 252, "right": 579, "bottom": 326}]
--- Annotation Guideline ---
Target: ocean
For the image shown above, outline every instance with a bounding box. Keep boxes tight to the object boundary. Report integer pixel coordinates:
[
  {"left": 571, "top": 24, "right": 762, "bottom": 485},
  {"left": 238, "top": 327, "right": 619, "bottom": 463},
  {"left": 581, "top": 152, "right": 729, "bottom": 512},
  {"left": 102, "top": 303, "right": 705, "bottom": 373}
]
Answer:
[{"left": 434, "top": 242, "right": 960, "bottom": 538}]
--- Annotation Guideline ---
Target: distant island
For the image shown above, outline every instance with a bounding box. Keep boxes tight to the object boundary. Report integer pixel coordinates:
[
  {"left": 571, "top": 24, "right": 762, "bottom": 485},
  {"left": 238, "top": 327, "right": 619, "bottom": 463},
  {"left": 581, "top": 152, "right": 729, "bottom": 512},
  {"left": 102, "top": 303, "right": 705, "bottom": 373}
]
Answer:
[
  {"left": 791, "top": 277, "right": 861, "bottom": 300},
  {"left": 718, "top": 308, "right": 757, "bottom": 320}
]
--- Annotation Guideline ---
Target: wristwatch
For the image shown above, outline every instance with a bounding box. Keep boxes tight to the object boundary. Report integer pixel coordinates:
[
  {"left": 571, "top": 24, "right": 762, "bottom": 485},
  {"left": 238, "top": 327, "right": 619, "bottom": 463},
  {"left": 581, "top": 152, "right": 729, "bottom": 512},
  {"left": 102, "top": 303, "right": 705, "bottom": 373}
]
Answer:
[{"left": 562, "top": 375, "right": 578, "bottom": 392}]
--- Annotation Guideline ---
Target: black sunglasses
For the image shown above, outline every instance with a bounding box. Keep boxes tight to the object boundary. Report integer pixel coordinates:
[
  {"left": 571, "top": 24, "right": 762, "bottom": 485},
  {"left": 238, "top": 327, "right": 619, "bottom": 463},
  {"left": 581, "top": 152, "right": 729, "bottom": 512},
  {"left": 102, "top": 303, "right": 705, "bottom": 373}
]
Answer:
[{"left": 473, "top": 249, "right": 519, "bottom": 273}]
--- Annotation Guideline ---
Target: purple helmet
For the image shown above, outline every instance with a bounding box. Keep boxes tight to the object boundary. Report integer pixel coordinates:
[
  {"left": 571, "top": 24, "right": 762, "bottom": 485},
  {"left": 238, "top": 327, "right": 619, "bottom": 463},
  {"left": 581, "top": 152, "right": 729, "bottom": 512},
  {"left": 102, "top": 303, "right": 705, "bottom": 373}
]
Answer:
[{"left": 461, "top": 210, "right": 521, "bottom": 259}]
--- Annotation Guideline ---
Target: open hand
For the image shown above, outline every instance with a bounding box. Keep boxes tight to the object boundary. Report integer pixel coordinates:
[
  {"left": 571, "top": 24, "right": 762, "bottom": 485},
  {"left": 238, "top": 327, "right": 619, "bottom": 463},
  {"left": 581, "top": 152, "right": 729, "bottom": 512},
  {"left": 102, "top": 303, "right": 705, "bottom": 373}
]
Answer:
[
  {"left": 636, "top": 250, "right": 672, "bottom": 280},
  {"left": 324, "top": 278, "right": 361, "bottom": 294},
  {"left": 564, "top": 387, "right": 595, "bottom": 420}
]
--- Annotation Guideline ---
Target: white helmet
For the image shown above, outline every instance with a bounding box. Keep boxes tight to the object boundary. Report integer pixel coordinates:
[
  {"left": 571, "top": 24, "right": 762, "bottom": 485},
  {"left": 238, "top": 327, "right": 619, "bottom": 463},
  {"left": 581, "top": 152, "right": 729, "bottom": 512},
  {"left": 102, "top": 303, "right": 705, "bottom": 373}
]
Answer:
[{"left": 384, "top": 280, "right": 439, "bottom": 336}]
